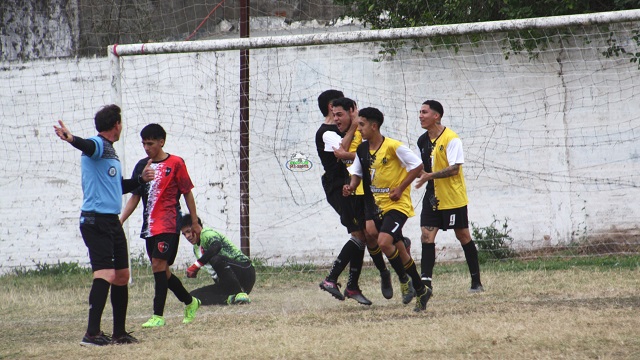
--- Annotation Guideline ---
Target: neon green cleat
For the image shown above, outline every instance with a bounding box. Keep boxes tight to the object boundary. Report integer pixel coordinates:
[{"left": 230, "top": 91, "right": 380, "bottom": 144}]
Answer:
[
  {"left": 226, "top": 292, "right": 251, "bottom": 305},
  {"left": 142, "top": 315, "right": 165, "bottom": 328},
  {"left": 183, "top": 296, "right": 201, "bottom": 324},
  {"left": 400, "top": 276, "right": 416, "bottom": 304},
  {"left": 233, "top": 292, "right": 251, "bottom": 304}
]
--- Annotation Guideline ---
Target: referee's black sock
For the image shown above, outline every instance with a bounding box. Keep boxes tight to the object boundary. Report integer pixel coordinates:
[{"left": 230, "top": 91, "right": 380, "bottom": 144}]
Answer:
[
  {"left": 87, "top": 278, "right": 110, "bottom": 336},
  {"left": 110, "top": 284, "right": 128, "bottom": 336},
  {"left": 153, "top": 271, "right": 168, "bottom": 316}
]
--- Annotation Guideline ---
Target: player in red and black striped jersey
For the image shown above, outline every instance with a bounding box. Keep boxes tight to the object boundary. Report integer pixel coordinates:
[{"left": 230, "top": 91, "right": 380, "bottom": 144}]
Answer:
[{"left": 120, "top": 123, "right": 203, "bottom": 327}]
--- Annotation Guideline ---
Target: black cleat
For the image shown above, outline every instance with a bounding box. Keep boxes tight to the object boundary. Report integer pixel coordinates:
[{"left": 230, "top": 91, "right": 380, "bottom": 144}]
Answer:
[
  {"left": 402, "top": 236, "right": 412, "bottom": 253},
  {"left": 469, "top": 282, "right": 485, "bottom": 293},
  {"left": 319, "top": 279, "right": 345, "bottom": 300},
  {"left": 111, "top": 331, "right": 139, "bottom": 345},
  {"left": 414, "top": 286, "right": 433, "bottom": 312},
  {"left": 80, "top": 331, "right": 111, "bottom": 347},
  {"left": 380, "top": 269, "right": 393, "bottom": 299},
  {"left": 400, "top": 277, "right": 416, "bottom": 304},
  {"left": 344, "top": 288, "right": 373, "bottom": 306}
]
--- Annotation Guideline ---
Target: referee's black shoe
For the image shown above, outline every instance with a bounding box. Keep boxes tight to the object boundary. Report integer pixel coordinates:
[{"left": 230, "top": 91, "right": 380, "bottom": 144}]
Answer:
[{"left": 80, "top": 332, "right": 111, "bottom": 346}]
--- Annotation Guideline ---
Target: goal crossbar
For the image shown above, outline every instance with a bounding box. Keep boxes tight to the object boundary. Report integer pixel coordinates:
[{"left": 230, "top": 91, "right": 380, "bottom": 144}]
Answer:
[{"left": 108, "top": 9, "right": 640, "bottom": 57}]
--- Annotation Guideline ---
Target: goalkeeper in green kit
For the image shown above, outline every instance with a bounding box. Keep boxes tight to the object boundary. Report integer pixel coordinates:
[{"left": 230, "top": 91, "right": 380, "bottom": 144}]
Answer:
[{"left": 181, "top": 214, "right": 256, "bottom": 305}]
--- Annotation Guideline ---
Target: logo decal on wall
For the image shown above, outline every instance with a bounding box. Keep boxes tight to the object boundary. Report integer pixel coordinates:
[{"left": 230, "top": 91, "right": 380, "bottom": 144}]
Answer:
[{"left": 286, "top": 153, "right": 313, "bottom": 172}]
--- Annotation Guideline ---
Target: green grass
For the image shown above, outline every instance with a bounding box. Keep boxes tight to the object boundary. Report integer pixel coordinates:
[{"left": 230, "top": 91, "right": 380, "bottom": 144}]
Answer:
[{"left": 1, "top": 255, "right": 639, "bottom": 359}]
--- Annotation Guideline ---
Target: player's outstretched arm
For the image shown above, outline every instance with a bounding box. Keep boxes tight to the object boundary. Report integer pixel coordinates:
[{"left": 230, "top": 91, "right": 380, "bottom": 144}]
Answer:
[{"left": 53, "top": 120, "right": 73, "bottom": 143}]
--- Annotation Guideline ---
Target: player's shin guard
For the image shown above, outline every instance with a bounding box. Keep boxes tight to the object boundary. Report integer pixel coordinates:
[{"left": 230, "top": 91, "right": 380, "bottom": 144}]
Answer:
[
  {"left": 153, "top": 271, "right": 169, "bottom": 316},
  {"left": 403, "top": 259, "right": 423, "bottom": 292},
  {"left": 347, "top": 247, "right": 365, "bottom": 290},
  {"left": 367, "top": 245, "right": 387, "bottom": 272},
  {"left": 462, "top": 240, "right": 482, "bottom": 285},
  {"left": 327, "top": 238, "right": 359, "bottom": 282},
  {"left": 387, "top": 248, "right": 408, "bottom": 281},
  {"left": 168, "top": 274, "right": 192, "bottom": 304},
  {"left": 421, "top": 243, "right": 436, "bottom": 288}
]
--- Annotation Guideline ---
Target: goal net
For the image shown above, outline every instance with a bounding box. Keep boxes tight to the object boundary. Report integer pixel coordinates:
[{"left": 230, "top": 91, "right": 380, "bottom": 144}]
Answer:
[
  {"left": 109, "top": 10, "right": 640, "bottom": 264},
  {"left": 1, "top": 10, "right": 640, "bottom": 273}
]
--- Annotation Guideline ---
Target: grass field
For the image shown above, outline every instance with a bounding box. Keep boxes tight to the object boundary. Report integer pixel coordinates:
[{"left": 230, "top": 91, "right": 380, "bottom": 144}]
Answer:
[{"left": 1, "top": 256, "right": 639, "bottom": 359}]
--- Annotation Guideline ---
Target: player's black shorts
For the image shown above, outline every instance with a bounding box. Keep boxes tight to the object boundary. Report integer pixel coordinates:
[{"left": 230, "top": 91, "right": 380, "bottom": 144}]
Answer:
[
  {"left": 79, "top": 212, "right": 129, "bottom": 272},
  {"left": 321, "top": 175, "right": 364, "bottom": 233},
  {"left": 321, "top": 175, "right": 344, "bottom": 217},
  {"left": 372, "top": 209, "right": 407, "bottom": 243},
  {"left": 145, "top": 233, "right": 180, "bottom": 266},
  {"left": 340, "top": 195, "right": 365, "bottom": 233},
  {"left": 421, "top": 202, "right": 469, "bottom": 231}
]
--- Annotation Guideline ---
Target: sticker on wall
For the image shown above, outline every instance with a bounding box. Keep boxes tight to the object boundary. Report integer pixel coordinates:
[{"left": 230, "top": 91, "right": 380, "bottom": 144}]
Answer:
[{"left": 286, "top": 153, "right": 313, "bottom": 172}]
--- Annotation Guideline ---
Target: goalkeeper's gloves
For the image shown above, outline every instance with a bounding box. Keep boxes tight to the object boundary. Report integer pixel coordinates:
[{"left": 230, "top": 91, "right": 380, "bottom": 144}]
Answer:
[{"left": 186, "top": 261, "right": 203, "bottom": 278}]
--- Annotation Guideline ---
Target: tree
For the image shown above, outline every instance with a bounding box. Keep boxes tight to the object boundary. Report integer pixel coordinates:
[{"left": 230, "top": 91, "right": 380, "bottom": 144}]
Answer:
[{"left": 333, "top": 0, "right": 640, "bottom": 29}]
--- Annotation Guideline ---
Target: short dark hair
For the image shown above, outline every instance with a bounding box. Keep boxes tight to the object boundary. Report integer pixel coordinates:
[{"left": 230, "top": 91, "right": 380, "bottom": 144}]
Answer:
[
  {"left": 317, "top": 89, "right": 344, "bottom": 117},
  {"left": 180, "top": 213, "right": 203, "bottom": 228},
  {"left": 331, "top": 97, "right": 357, "bottom": 112},
  {"left": 94, "top": 104, "right": 121, "bottom": 132},
  {"left": 140, "top": 123, "right": 166, "bottom": 141},
  {"left": 358, "top": 107, "right": 384, "bottom": 127},
  {"left": 422, "top": 100, "right": 444, "bottom": 117}
]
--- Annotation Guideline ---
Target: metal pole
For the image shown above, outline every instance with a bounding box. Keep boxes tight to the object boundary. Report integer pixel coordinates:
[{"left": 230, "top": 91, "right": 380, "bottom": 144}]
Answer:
[{"left": 239, "top": 0, "right": 250, "bottom": 257}]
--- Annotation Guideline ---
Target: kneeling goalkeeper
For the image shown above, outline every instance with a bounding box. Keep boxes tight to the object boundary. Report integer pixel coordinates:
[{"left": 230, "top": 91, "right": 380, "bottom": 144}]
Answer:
[{"left": 181, "top": 214, "right": 256, "bottom": 305}]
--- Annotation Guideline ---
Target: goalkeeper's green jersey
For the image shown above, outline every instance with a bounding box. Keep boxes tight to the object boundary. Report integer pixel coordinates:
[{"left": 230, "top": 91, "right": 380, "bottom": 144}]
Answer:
[{"left": 194, "top": 227, "right": 250, "bottom": 264}]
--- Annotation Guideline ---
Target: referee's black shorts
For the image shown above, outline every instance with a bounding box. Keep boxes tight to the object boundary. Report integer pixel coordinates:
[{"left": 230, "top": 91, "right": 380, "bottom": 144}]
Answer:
[{"left": 79, "top": 212, "right": 129, "bottom": 271}]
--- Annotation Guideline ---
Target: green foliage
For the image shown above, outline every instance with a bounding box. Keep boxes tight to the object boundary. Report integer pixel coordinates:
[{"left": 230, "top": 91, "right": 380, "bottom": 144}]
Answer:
[
  {"left": 471, "top": 217, "right": 515, "bottom": 262},
  {"left": 334, "top": 0, "right": 639, "bottom": 29},
  {"left": 11, "top": 261, "right": 91, "bottom": 277},
  {"left": 602, "top": 30, "right": 640, "bottom": 69},
  {"left": 334, "top": 0, "right": 640, "bottom": 61}
]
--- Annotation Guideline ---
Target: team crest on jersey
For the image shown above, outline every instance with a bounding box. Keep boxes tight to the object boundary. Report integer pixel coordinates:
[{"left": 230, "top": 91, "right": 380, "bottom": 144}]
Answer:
[
  {"left": 108, "top": 166, "right": 117, "bottom": 177},
  {"left": 382, "top": 157, "right": 388, "bottom": 164},
  {"left": 165, "top": 167, "right": 172, "bottom": 176},
  {"left": 286, "top": 153, "right": 312, "bottom": 172},
  {"left": 157, "top": 241, "right": 169, "bottom": 253}
]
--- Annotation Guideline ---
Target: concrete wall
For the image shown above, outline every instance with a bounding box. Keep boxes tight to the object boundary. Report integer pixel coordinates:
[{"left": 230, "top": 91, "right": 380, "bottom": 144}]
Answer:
[
  {"left": 1, "top": 20, "right": 639, "bottom": 273},
  {"left": 1, "top": 0, "right": 346, "bottom": 60}
]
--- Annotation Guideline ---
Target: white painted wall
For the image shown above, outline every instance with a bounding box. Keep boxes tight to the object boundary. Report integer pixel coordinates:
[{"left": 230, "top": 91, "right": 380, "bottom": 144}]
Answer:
[{"left": 1, "top": 26, "right": 639, "bottom": 274}]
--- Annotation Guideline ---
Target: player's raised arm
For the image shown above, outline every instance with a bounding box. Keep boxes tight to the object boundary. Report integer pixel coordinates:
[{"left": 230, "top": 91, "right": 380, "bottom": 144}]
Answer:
[{"left": 53, "top": 120, "right": 73, "bottom": 142}]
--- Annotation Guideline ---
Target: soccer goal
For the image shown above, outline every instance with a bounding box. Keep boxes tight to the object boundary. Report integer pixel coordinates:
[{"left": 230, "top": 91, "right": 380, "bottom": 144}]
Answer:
[{"left": 108, "top": 10, "right": 640, "bottom": 264}]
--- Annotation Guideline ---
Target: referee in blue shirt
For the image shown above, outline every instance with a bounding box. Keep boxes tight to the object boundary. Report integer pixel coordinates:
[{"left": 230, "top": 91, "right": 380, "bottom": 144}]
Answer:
[{"left": 54, "top": 104, "right": 154, "bottom": 346}]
